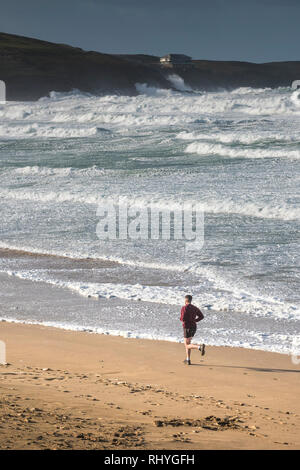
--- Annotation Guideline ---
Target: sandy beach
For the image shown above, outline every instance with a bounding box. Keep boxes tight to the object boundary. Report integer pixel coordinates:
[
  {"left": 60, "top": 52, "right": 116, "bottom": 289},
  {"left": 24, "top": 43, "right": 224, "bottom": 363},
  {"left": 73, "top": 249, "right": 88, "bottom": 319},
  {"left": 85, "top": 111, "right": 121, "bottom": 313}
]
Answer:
[{"left": 0, "top": 321, "right": 299, "bottom": 450}]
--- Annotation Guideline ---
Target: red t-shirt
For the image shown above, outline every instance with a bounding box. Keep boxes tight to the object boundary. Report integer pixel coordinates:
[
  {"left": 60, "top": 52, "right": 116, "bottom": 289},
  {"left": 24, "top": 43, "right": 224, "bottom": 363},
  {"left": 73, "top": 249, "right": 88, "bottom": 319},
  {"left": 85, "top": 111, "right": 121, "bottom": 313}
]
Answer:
[{"left": 180, "top": 304, "right": 204, "bottom": 328}]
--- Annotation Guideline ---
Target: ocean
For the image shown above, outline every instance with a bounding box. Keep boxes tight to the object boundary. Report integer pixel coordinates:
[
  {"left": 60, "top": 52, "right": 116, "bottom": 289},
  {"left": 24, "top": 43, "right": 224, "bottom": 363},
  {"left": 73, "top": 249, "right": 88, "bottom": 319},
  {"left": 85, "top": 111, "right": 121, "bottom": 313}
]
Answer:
[{"left": 0, "top": 83, "right": 300, "bottom": 354}]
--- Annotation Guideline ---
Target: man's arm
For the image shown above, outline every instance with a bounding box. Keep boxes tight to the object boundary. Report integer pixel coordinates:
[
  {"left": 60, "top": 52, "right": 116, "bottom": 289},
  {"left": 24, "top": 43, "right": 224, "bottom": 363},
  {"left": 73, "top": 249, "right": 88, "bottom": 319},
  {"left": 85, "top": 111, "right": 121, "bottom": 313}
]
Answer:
[
  {"left": 195, "top": 307, "right": 204, "bottom": 322},
  {"left": 180, "top": 306, "right": 185, "bottom": 322}
]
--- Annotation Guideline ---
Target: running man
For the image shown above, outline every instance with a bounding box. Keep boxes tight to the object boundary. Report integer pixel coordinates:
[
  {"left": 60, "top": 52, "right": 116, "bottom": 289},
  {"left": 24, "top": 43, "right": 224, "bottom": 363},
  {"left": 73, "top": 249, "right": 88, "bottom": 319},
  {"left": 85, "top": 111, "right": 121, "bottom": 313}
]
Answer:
[{"left": 180, "top": 294, "right": 205, "bottom": 365}]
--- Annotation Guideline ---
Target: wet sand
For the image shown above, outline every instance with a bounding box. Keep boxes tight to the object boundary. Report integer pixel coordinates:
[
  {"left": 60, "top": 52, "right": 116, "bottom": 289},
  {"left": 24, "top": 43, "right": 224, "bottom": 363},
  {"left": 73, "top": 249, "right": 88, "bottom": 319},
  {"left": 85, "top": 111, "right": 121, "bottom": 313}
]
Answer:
[{"left": 0, "top": 321, "right": 299, "bottom": 450}]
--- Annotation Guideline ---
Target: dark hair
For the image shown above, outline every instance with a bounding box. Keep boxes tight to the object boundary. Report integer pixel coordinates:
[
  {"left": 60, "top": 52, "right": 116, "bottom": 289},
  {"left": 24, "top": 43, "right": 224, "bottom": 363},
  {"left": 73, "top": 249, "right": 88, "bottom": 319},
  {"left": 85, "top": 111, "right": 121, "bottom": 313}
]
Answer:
[{"left": 185, "top": 294, "right": 192, "bottom": 303}]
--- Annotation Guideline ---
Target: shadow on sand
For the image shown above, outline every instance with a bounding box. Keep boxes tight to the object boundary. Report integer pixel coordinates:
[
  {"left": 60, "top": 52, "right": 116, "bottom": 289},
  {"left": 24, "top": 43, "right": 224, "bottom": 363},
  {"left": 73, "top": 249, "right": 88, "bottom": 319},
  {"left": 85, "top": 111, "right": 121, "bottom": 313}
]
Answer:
[{"left": 190, "top": 363, "right": 300, "bottom": 374}]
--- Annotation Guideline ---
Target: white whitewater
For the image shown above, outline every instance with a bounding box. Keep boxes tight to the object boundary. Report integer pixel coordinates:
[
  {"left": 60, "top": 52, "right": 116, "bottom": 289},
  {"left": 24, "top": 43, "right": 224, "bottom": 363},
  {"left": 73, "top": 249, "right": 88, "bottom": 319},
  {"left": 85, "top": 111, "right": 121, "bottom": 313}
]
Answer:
[{"left": 0, "top": 85, "right": 300, "bottom": 353}]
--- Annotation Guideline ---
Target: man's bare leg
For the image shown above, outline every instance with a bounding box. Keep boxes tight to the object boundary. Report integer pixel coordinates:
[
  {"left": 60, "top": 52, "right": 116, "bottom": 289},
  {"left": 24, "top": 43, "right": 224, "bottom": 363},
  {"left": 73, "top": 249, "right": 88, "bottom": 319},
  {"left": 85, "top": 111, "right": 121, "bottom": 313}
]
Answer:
[
  {"left": 184, "top": 338, "right": 192, "bottom": 361},
  {"left": 187, "top": 342, "right": 206, "bottom": 356},
  {"left": 187, "top": 343, "right": 200, "bottom": 350}
]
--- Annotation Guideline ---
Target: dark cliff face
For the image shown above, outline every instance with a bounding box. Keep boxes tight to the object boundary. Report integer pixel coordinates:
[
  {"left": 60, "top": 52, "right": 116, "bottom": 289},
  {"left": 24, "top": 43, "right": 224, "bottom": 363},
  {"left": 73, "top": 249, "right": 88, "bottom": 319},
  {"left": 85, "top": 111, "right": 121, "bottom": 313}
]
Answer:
[
  {"left": 0, "top": 33, "right": 171, "bottom": 100},
  {"left": 0, "top": 32, "right": 300, "bottom": 101},
  {"left": 180, "top": 60, "right": 300, "bottom": 90},
  {"left": 113, "top": 55, "right": 300, "bottom": 90}
]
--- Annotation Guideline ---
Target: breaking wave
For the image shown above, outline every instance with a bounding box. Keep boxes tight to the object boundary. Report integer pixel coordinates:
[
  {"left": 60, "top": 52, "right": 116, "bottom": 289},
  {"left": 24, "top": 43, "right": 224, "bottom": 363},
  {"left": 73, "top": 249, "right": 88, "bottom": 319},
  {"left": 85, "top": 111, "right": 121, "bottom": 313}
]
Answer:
[{"left": 185, "top": 141, "right": 300, "bottom": 160}]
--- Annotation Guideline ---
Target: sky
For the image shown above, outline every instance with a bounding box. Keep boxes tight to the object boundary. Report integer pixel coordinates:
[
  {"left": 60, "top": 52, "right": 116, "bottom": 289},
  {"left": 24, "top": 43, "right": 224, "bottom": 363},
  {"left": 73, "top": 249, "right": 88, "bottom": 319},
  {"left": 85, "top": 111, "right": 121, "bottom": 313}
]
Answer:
[{"left": 0, "top": 0, "right": 299, "bottom": 62}]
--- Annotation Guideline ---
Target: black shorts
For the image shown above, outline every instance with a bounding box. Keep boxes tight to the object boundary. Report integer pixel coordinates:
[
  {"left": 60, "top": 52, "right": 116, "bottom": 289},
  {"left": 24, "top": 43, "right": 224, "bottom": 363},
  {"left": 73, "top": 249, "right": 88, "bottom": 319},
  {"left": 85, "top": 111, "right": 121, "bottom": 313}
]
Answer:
[{"left": 183, "top": 326, "right": 197, "bottom": 339}]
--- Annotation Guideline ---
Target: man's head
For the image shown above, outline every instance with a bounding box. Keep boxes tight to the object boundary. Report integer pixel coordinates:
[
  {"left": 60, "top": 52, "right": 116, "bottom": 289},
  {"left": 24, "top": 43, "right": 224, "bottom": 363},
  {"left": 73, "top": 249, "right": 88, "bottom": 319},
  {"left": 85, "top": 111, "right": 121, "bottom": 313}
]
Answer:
[{"left": 185, "top": 294, "right": 192, "bottom": 305}]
